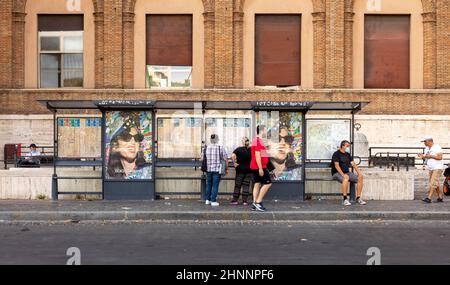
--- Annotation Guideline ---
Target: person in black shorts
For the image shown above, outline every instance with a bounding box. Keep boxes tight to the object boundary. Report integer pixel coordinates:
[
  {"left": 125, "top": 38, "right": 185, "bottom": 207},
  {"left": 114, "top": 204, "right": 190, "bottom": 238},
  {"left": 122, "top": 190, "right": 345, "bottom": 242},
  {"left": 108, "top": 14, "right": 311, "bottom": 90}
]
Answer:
[
  {"left": 250, "top": 125, "right": 272, "bottom": 212},
  {"left": 331, "top": 140, "right": 366, "bottom": 206}
]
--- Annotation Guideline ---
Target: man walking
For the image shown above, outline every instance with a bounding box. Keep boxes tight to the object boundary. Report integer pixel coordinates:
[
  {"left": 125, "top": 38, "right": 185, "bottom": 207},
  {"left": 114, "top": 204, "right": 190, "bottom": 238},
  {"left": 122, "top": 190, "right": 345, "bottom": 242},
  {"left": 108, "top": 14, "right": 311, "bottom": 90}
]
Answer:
[
  {"left": 250, "top": 125, "right": 272, "bottom": 212},
  {"left": 203, "top": 134, "right": 228, "bottom": 207},
  {"left": 419, "top": 136, "right": 444, "bottom": 203},
  {"left": 230, "top": 137, "right": 252, "bottom": 206},
  {"left": 331, "top": 140, "right": 366, "bottom": 206}
]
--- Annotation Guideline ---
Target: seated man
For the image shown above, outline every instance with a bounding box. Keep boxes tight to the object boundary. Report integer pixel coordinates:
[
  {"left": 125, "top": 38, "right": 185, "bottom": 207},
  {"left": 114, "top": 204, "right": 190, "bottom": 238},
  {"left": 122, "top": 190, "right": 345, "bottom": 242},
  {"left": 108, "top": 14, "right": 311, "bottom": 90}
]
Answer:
[
  {"left": 331, "top": 140, "right": 366, "bottom": 206},
  {"left": 18, "top": 144, "right": 41, "bottom": 166}
]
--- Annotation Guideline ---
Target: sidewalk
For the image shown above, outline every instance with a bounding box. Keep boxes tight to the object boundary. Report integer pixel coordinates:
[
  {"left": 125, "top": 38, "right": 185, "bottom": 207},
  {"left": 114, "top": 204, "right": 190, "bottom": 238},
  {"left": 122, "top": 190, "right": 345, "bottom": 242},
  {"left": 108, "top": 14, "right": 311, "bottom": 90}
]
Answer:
[{"left": 1, "top": 199, "right": 450, "bottom": 222}]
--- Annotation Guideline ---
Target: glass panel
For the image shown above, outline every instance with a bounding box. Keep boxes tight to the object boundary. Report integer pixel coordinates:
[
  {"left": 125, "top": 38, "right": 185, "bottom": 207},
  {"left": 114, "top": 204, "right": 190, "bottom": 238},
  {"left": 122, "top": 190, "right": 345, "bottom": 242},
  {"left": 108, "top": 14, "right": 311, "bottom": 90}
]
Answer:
[
  {"left": 151, "top": 65, "right": 168, "bottom": 72},
  {"left": 147, "top": 65, "right": 169, "bottom": 87},
  {"left": 204, "top": 111, "right": 253, "bottom": 156},
  {"left": 40, "top": 36, "right": 60, "bottom": 51},
  {"left": 146, "top": 65, "right": 192, "bottom": 88},
  {"left": 257, "top": 111, "right": 303, "bottom": 181},
  {"left": 40, "top": 70, "right": 59, "bottom": 88},
  {"left": 157, "top": 117, "right": 202, "bottom": 158},
  {"left": 171, "top": 66, "right": 192, "bottom": 71},
  {"left": 62, "top": 69, "right": 83, "bottom": 87},
  {"left": 306, "top": 119, "right": 350, "bottom": 160},
  {"left": 40, "top": 54, "right": 60, "bottom": 88},
  {"left": 155, "top": 167, "right": 236, "bottom": 195},
  {"left": 57, "top": 117, "right": 102, "bottom": 158},
  {"left": 63, "top": 36, "right": 83, "bottom": 52},
  {"left": 41, "top": 54, "right": 60, "bottom": 69},
  {"left": 105, "top": 111, "right": 153, "bottom": 180},
  {"left": 155, "top": 167, "right": 201, "bottom": 196},
  {"left": 56, "top": 167, "right": 102, "bottom": 199},
  {"left": 62, "top": 54, "right": 83, "bottom": 87},
  {"left": 171, "top": 69, "right": 192, "bottom": 87},
  {"left": 63, "top": 54, "right": 83, "bottom": 69}
]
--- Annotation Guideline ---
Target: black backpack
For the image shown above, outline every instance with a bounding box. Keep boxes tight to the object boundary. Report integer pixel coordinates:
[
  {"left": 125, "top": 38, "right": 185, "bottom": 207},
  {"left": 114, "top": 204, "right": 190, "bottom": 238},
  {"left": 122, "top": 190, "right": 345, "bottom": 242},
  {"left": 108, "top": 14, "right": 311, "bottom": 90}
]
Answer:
[{"left": 444, "top": 165, "right": 450, "bottom": 177}]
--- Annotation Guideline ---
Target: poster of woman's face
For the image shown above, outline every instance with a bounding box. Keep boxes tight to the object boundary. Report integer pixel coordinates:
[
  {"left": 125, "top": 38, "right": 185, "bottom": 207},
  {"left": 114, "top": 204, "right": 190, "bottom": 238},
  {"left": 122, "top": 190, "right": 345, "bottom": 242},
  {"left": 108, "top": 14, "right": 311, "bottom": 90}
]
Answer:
[
  {"left": 262, "top": 112, "right": 303, "bottom": 181},
  {"left": 105, "top": 111, "right": 153, "bottom": 180}
]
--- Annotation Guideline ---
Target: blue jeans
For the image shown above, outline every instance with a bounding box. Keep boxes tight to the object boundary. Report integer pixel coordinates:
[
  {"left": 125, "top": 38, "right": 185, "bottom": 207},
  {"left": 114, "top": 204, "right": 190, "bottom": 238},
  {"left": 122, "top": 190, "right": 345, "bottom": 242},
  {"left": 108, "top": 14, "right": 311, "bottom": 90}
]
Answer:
[{"left": 205, "top": 172, "right": 221, "bottom": 202}]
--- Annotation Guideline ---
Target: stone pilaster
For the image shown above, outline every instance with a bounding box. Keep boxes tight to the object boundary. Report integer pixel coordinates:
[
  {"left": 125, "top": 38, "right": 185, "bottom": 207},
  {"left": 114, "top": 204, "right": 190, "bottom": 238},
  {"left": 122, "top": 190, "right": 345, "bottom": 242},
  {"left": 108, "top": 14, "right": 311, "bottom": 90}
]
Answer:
[
  {"left": 214, "top": 0, "right": 234, "bottom": 88},
  {"left": 436, "top": 0, "right": 450, "bottom": 88},
  {"left": 122, "top": 1, "right": 136, "bottom": 89},
  {"left": 0, "top": 0, "right": 13, "bottom": 88},
  {"left": 325, "top": 0, "right": 345, "bottom": 88},
  {"left": 203, "top": 0, "right": 215, "bottom": 88},
  {"left": 312, "top": 0, "right": 326, "bottom": 88},
  {"left": 232, "top": 0, "right": 244, "bottom": 88},
  {"left": 103, "top": 0, "right": 123, "bottom": 88},
  {"left": 12, "top": 2, "right": 27, "bottom": 89},
  {"left": 344, "top": 0, "right": 354, "bottom": 88},
  {"left": 422, "top": 0, "right": 437, "bottom": 89}
]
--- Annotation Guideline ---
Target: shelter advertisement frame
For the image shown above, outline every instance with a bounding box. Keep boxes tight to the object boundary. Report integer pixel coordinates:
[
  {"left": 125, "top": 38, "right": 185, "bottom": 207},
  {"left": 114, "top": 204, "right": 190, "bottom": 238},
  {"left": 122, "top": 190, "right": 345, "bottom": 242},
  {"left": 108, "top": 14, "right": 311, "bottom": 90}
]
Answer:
[
  {"left": 253, "top": 107, "right": 308, "bottom": 201},
  {"left": 99, "top": 104, "right": 156, "bottom": 200}
]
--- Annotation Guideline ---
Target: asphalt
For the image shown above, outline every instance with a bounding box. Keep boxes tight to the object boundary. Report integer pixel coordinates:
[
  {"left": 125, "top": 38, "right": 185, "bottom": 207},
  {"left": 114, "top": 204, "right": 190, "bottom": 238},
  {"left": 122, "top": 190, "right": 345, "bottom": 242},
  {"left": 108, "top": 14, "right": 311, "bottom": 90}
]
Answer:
[
  {"left": 1, "top": 199, "right": 450, "bottom": 222},
  {"left": 1, "top": 221, "right": 450, "bottom": 264}
]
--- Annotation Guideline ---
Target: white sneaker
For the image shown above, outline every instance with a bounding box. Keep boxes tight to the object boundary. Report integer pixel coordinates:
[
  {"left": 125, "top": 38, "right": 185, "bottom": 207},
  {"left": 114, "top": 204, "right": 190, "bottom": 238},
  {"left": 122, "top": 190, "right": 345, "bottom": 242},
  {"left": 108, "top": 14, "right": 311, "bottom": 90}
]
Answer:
[
  {"left": 343, "top": 199, "right": 352, "bottom": 206},
  {"left": 356, "top": 198, "right": 367, "bottom": 205},
  {"left": 211, "top": 202, "right": 220, "bottom": 207},
  {"left": 205, "top": 200, "right": 211, "bottom": 205}
]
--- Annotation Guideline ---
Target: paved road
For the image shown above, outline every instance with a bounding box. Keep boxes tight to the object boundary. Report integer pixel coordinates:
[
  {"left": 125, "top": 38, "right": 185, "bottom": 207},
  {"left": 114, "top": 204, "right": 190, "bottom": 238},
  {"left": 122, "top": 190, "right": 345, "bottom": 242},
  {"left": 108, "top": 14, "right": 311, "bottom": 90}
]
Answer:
[{"left": 1, "top": 221, "right": 450, "bottom": 265}]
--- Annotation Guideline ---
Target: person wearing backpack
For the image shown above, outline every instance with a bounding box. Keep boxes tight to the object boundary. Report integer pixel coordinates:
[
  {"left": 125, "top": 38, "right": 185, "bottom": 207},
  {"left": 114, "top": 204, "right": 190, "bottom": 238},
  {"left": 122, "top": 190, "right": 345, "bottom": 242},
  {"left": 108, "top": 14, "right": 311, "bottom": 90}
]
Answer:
[{"left": 201, "top": 134, "right": 228, "bottom": 206}]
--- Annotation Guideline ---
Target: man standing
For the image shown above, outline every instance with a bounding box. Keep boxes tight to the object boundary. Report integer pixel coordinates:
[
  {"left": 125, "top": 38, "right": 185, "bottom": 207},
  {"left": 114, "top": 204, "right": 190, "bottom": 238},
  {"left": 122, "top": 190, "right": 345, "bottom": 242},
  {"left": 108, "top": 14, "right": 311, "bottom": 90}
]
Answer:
[
  {"left": 331, "top": 140, "right": 366, "bottom": 206},
  {"left": 230, "top": 137, "right": 252, "bottom": 206},
  {"left": 203, "top": 134, "right": 228, "bottom": 207},
  {"left": 419, "top": 136, "right": 444, "bottom": 203},
  {"left": 250, "top": 125, "right": 272, "bottom": 212}
]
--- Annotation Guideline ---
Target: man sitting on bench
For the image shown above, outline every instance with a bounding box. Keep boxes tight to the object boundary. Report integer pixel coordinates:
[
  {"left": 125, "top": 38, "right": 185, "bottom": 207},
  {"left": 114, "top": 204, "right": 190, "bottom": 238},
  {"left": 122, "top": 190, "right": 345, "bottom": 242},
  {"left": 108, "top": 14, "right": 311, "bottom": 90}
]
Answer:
[
  {"left": 331, "top": 140, "right": 366, "bottom": 206},
  {"left": 18, "top": 144, "right": 41, "bottom": 167}
]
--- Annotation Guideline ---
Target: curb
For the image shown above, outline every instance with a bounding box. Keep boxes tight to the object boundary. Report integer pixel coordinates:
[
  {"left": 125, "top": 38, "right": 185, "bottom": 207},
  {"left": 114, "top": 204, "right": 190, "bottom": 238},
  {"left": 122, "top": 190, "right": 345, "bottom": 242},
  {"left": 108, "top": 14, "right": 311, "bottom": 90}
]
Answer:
[{"left": 1, "top": 210, "right": 450, "bottom": 222}]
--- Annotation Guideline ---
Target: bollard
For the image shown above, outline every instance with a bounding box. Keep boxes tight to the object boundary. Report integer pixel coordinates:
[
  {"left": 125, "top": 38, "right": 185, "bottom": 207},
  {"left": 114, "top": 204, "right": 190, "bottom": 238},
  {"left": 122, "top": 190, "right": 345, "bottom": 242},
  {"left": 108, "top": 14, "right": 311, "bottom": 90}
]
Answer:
[
  {"left": 200, "top": 173, "right": 206, "bottom": 200},
  {"left": 51, "top": 174, "right": 58, "bottom": 200}
]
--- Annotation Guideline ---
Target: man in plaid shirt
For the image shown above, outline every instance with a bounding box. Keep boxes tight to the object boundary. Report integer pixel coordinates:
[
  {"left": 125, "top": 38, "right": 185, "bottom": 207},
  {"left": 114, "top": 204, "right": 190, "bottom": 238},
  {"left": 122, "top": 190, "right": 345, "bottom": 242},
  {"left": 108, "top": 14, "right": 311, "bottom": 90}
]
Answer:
[{"left": 202, "top": 134, "right": 228, "bottom": 206}]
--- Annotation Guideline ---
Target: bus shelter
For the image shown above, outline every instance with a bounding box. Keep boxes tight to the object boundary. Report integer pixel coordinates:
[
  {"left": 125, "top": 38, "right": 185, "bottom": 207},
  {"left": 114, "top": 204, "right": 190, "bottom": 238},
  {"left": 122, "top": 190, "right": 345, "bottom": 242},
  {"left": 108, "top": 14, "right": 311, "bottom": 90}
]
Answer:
[{"left": 41, "top": 100, "right": 368, "bottom": 201}]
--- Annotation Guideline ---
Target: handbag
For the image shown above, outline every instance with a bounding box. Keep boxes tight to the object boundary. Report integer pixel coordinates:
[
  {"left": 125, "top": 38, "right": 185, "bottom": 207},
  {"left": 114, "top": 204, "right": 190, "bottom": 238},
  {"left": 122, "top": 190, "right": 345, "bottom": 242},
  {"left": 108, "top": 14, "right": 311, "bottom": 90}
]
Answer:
[{"left": 201, "top": 146, "right": 208, "bottom": 172}]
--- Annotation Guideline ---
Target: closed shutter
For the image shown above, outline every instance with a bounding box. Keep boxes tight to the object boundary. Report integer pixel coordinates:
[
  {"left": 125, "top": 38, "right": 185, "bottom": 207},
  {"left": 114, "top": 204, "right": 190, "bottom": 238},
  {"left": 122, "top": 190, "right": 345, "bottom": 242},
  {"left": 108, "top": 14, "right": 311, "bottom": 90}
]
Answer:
[
  {"left": 38, "top": 14, "right": 84, "bottom": 31},
  {"left": 364, "top": 15, "right": 410, "bottom": 89},
  {"left": 146, "top": 15, "right": 193, "bottom": 66},
  {"left": 255, "top": 15, "right": 301, "bottom": 86}
]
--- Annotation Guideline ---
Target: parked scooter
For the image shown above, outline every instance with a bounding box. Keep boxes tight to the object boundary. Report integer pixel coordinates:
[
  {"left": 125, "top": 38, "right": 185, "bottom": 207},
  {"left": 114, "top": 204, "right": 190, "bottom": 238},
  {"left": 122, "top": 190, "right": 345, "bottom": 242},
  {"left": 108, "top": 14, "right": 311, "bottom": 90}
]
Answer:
[{"left": 444, "top": 163, "right": 450, "bottom": 196}]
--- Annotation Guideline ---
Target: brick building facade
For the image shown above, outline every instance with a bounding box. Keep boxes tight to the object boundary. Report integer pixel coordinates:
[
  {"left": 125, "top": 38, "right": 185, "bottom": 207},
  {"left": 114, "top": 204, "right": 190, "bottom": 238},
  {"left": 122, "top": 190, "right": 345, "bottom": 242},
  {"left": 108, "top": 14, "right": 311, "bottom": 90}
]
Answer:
[{"left": 0, "top": 0, "right": 449, "bottom": 160}]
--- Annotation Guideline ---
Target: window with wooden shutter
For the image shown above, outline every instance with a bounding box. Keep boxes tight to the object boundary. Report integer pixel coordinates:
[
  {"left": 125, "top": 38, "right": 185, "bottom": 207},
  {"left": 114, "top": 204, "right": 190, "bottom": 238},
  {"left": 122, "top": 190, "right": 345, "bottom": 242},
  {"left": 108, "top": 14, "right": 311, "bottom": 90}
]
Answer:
[
  {"left": 255, "top": 15, "right": 301, "bottom": 87},
  {"left": 364, "top": 15, "right": 410, "bottom": 89},
  {"left": 146, "top": 15, "right": 193, "bottom": 88}
]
